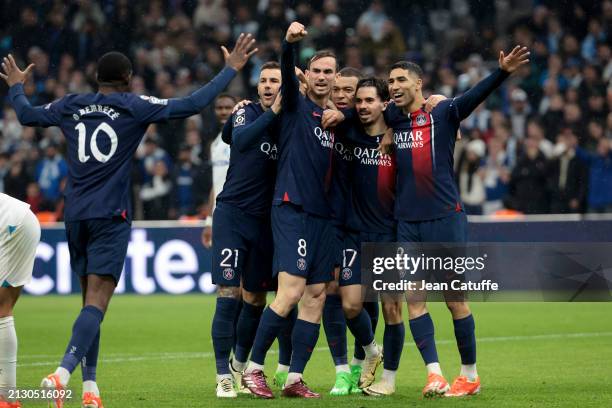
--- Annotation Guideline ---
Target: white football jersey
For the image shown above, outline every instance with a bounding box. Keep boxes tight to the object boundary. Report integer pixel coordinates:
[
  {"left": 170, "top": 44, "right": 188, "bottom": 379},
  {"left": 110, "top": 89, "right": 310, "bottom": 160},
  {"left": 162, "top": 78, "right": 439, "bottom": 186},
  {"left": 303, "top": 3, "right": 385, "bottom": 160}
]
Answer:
[
  {"left": 0, "top": 193, "right": 31, "bottom": 235},
  {"left": 210, "top": 130, "right": 230, "bottom": 210}
]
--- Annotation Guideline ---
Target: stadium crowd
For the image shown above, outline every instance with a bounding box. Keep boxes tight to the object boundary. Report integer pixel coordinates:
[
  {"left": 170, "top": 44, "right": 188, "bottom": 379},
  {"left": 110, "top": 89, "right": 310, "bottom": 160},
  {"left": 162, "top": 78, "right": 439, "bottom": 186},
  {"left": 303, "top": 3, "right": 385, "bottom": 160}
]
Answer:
[{"left": 0, "top": 0, "right": 610, "bottom": 220}]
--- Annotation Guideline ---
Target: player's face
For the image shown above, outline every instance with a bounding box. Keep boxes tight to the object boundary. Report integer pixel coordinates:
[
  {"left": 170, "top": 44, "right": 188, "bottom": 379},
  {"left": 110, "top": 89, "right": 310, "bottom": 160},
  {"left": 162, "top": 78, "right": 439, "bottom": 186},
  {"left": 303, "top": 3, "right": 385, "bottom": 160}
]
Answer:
[
  {"left": 355, "top": 86, "right": 385, "bottom": 126},
  {"left": 306, "top": 57, "right": 337, "bottom": 97},
  {"left": 215, "top": 97, "right": 235, "bottom": 124},
  {"left": 258, "top": 68, "right": 282, "bottom": 108},
  {"left": 332, "top": 75, "right": 359, "bottom": 109},
  {"left": 388, "top": 68, "right": 421, "bottom": 108}
]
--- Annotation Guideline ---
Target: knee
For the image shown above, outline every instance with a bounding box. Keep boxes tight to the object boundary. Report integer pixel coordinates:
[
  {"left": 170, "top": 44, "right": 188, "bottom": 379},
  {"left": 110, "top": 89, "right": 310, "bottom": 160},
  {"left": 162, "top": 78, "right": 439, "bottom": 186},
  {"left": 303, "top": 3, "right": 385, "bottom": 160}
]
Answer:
[
  {"left": 274, "top": 286, "right": 303, "bottom": 314},
  {"left": 217, "top": 285, "right": 241, "bottom": 300},
  {"left": 446, "top": 301, "right": 470, "bottom": 319},
  {"left": 303, "top": 286, "right": 326, "bottom": 310},
  {"left": 342, "top": 300, "right": 362, "bottom": 320},
  {"left": 242, "top": 290, "right": 266, "bottom": 307},
  {"left": 382, "top": 301, "right": 403, "bottom": 324}
]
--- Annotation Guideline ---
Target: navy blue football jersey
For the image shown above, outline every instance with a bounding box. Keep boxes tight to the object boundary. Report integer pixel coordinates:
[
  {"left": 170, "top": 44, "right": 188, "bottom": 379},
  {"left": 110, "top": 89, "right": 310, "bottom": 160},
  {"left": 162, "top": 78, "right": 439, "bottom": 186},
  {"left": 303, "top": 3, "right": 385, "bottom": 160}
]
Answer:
[
  {"left": 272, "top": 41, "right": 335, "bottom": 218},
  {"left": 8, "top": 67, "right": 237, "bottom": 221},
  {"left": 386, "top": 68, "right": 510, "bottom": 221},
  {"left": 217, "top": 102, "right": 278, "bottom": 217}
]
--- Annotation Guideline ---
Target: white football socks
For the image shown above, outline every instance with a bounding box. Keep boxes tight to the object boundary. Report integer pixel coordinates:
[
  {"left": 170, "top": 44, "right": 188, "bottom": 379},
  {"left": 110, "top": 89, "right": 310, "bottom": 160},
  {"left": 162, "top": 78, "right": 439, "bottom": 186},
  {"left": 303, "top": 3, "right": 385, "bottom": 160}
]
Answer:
[
  {"left": 0, "top": 316, "right": 17, "bottom": 400},
  {"left": 460, "top": 364, "right": 478, "bottom": 381},
  {"left": 335, "top": 364, "right": 350, "bottom": 374},
  {"left": 82, "top": 380, "right": 100, "bottom": 396},
  {"left": 381, "top": 369, "right": 397, "bottom": 385},
  {"left": 286, "top": 372, "right": 302, "bottom": 385},
  {"left": 350, "top": 357, "right": 364, "bottom": 367},
  {"left": 54, "top": 367, "right": 71, "bottom": 386},
  {"left": 276, "top": 363, "right": 289, "bottom": 373},
  {"left": 426, "top": 362, "right": 443, "bottom": 376},
  {"left": 363, "top": 340, "right": 379, "bottom": 358},
  {"left": 245, "top": 361, "right": 264, "bottom": 374}
]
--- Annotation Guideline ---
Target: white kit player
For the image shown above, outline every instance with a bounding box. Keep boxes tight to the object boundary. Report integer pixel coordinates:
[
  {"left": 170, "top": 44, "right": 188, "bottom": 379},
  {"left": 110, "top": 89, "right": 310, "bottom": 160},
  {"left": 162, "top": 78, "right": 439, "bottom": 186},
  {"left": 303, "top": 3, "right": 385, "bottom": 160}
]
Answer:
[{"left": 0, "top": 193, "right": 41, "bottom": 408}]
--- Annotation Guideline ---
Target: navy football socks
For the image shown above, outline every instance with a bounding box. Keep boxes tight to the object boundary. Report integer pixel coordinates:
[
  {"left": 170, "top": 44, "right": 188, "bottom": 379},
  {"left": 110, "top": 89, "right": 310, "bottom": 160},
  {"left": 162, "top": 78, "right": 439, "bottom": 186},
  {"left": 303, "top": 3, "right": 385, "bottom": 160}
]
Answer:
[
  {"left": 453, "top": 314, "right": 476, "bottom": 365},
  {"left": 250, "top": 307, "right": 287, "bottom": 366},
  {"left": 211, "top": 297, "right": 240, "bottom": 375},
  {"left": 277, "top": 306, "right": 297, "bottom": 366},
  {"left": 81, "top": 329, "right": 100, "bottom": 382},
  {"left": 234, "top": 301, "right": 265, "bottom": 363},
  {"left": 60, "top": 306, "right": 104, "bottom": 374},
  {"left": 383, "top": 322, "right": 405, "bottom": 370},
  {"left": 354, "top": 301, "right": 379, "bottom": 360},
  {"left": 288, "top": 319, "right": 320, "bottom": 374},
  {"left": 346, "top": 309, "right": 374, "bottom": 349},
  {"left": 322, "top": 294, "right": 348, "bottom": 366},
  {"left": 409, "top": 313, "right": 439, "bottom": 365}
]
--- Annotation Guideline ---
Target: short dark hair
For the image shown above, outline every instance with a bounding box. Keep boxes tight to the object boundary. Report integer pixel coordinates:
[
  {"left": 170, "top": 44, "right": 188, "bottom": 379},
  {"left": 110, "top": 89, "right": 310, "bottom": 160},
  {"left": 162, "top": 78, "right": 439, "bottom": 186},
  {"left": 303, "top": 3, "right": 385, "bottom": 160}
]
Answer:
[
  {"left": 215, "top": 93, "right": 237, "bottom": 104},
  {"left": 96, "top": 51, "right": 132, "bottom": 85},
  {"left": 338, "top": 67, "right": 363, "bottom": 79},
  {"left": 261, "top": 61, "right": 280, "bottom": 71},
  {"left": 356, "top": 77, "right": 389, "bottom": 101},
  {"left": 389, "top": 61, "right": 423, "bottom": 78},
  {"left": 308, "top": 50, "right": 338, "bottom": 70}
]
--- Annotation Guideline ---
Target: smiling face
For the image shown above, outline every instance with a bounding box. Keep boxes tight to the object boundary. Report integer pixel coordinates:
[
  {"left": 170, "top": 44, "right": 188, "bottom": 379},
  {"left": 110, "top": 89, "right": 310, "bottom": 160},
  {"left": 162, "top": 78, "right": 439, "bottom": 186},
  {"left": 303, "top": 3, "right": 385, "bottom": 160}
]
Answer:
[
  {"left": 258, "top": 68, "right": 282, "bottom": 108},
  {"left": 388, "top": 67, "right": 422, "bottom": 108},
  {"left": 332, "top": 75, "right": 359, "bottom": 109},
  {"left": 306, "top": 56, "right": 337, "bottom": 98},
  {"left": 355, "top": 86, "right": 385, "bottom": 126}
]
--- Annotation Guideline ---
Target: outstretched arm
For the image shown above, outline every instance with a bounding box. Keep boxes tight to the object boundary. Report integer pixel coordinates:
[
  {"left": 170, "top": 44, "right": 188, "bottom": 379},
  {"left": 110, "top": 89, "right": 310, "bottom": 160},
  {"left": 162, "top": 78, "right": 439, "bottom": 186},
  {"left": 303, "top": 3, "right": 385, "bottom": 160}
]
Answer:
[
  {"left": 166, "top": 33, "right": 258, "bottom": 119},
  {"left": 2, "top": 54, "right": 62, "bottom": 127},
  {"left": 451, "top": 46, "right": 529, "bottom": 121}
]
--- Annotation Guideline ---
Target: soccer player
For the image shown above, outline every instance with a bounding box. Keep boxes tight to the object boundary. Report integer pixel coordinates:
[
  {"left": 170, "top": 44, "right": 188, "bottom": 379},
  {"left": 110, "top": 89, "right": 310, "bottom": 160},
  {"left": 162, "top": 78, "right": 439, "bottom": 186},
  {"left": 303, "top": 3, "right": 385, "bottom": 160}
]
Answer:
[
  {"left": 325, "top": 67, "right": 382, "bottom": 396},
  {"left": 384, "top": 46, "right": 529, "bottom": 397},
  {"left": 1, "top": 33, "right": 257, "bottom": 408},
  {"left": 241, "top": 22, "right": 349, "bottom": 399},
  {"left": 0, "top": 193, "right": 41, "bottom": 408},
  {"left": 335, "top": 77, "right": 406, "bottom": 397},
  {"left": 210, "top": 61, "right": 295, "bottom": 397}
]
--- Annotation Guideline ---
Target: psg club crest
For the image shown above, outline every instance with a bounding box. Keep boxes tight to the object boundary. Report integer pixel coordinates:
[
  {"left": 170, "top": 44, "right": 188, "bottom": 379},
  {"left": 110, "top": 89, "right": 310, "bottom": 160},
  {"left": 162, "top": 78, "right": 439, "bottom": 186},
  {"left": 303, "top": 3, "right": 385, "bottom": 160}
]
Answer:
[
  {"left": 341, "top": 268, "right": 352, "bottom": 281},
  {"left": 416, "top": 113, "right": 427, "bottom": 126},
  {"left": 297, "top": 258, "right": 307, "bottom": 271},
  {"left": 223, "top": 268, "right": 235, "bottom": 280}
]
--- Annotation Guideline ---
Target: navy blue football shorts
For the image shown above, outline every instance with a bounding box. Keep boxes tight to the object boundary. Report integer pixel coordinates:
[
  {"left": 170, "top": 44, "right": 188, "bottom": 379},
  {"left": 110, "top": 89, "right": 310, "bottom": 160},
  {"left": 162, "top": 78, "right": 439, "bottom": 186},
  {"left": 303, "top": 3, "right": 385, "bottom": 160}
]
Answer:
[
  {"left": 340, "top": 230, "right": 396, "bottom": 287},
  {"left": 211, "top": 202, "right": 275, "bottom": 292},
  {"left": 65, "top": 217, "right": 131, "bottom": 285},
  {"left": 271, "top": 203, "right": 335, "bottom": 285}
]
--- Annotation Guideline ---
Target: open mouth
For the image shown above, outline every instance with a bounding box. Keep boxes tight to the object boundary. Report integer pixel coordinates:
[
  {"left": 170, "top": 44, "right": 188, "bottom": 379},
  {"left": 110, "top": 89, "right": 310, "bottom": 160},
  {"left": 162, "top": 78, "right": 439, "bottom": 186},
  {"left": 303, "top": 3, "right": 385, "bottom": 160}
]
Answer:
[
  {"left": 393, "top": 92, "right": 404, "bottom": 102},
  {"left": 336, "top": 101, "right": 348, "bottom": 109}
]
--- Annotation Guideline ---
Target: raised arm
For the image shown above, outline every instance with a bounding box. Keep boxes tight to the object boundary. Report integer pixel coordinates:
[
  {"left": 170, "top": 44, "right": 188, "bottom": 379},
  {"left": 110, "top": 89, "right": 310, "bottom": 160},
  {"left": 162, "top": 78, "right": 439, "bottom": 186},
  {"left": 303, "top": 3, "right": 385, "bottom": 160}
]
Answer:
[
  {"left": 2, "top": 54, "right": 62, "bottom": 127},
  {"left": 281, "top": 22, "right": 308, "bottom": 112},
  {"left": 451, "top": 46, "right": 529, "bottom": 122}
]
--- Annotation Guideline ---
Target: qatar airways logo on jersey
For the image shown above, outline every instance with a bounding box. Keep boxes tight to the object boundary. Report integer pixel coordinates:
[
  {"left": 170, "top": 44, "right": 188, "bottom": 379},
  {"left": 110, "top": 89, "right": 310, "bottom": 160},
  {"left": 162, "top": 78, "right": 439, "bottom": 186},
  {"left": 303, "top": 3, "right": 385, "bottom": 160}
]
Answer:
[
  {"left": 394, "top": 130, "right": 424, "bottom": 149},
  {"left": 260, "top": 142, "right": 278, "bottom": 160},
  {"left": 352, "top": 146, "right": 393, "bottom": 167},
  {"left": 334, "top": 142, "right": 353, "bottom": 161},
  {"left": 313, "top": 126, "right": 334, "bottom": 149},
  {"left": 76, "top": 104, "right": 120, "bottom": 120}
]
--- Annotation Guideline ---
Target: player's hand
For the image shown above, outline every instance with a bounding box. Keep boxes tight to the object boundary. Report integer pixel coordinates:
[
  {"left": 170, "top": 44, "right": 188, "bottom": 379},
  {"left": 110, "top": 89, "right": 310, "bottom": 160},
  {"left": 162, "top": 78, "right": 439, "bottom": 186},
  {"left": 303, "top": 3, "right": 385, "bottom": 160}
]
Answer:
[
  {"left": 271, "top": 93, "right": 282, "bottom": 114},
  {"left": 456, "top": 129, "right": 462, "bottom": 140},
  {"left": 424, "top": 94, "right": 446, "bottom": 112},
  {"left": 222, "top": 33, "right": 258, "bottom": 71},
  {"left": 295, "top": 67, "right": 308, "bottom": 94},
  {"left": 0, "top": 54, "right": 35, "bottom": 86},
  {"left": 499, "top": 45, "right": 530, "bottom": 73},
  {"left": 326, "top": 99, "right": 338, "bottom": 110},
  {"left": 321, "top": 109, "right": 344, "bottom": 129},
  {"left": 285, "top": 22, "right": 308, "bottom": 43},
  {"left": 201, "top": 226, "right": 212, "bottom": 249},
  {"left": 232, "top": 99, "right": 252, "bottom": 113},
  {"left": 377, "top": 127, "right": 395, "bottom": 155}
]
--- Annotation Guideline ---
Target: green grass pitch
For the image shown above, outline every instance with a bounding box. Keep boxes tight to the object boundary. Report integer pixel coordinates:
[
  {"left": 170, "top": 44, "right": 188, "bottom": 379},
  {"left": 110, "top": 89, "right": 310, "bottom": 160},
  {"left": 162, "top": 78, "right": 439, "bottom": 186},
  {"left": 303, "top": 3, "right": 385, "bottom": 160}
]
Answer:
[{"left": 13, "top": 295, "right": 612, "bottom": 407}]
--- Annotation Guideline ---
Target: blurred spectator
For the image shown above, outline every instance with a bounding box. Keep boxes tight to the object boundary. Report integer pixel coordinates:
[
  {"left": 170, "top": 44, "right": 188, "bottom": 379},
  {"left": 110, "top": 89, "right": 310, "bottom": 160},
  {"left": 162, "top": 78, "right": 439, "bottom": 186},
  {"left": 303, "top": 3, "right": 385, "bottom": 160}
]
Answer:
[
  {"left": 506, "top": 137, "right": 549, "bottom": 214},
  {"left": 139, "top": 135, "right": 172, "bottom": 185},
  {"left": 575, "top": 138, "right": 612, "bottom": 213},
  {"left": 483, "top": 137, "right": 511, "bottom": 214},
  {"left": 170, "top": 144, "right": 198, "bottom": 218},
  {"left": 140, "top": 160, "right": 172, "bottom": 220},
  {"left": 3, "top": 159, "right": 30, "bottom": 201},
  {"left": 458, "top": 139, "right": 486, "bottom": 215},
  {"left": 35, "top": 143, "right": 67, "bottom": 205},
  {"left": 547, "top": 131, "right": 588, "bottom": 213}
]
